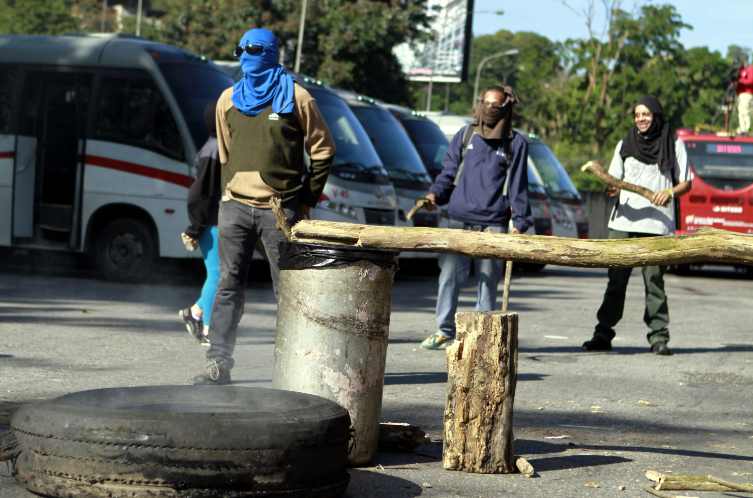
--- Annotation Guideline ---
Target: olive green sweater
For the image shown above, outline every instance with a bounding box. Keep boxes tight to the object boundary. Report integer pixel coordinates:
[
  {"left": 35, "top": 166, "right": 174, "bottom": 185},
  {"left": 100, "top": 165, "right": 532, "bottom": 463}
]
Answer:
[{"left": 216, "top": 83, "right": 336, "bottom": 207}]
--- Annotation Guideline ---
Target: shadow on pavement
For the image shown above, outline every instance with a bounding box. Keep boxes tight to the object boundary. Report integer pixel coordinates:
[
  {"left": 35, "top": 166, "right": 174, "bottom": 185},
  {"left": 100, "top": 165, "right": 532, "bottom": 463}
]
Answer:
[
  {"left": 520, "top": 344, "right": 753, "bottom": 355},
  {"left": 384, "top": 372, "right": 549, "bottom": 386},
  {"left": 0, "top": 248, "right": 273, "bottom": 287},
  {"left": 385, "top": 372, "right": 446, "bottom": 385},
  {"left": 514, "top": 438, "right": 753, "bottom": 463},
  {"left": 346, "top": 468, "right": 423, "bottom": 497},
  {"left": 528, "top": 454, "right": 632, "bottom": 472}
]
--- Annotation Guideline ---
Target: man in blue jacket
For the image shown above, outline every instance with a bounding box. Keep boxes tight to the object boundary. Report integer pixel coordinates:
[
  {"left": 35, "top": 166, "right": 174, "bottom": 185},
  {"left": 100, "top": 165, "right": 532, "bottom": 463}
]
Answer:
[{"left": 420, "top": 84, "right": 532, "bottom": 350}]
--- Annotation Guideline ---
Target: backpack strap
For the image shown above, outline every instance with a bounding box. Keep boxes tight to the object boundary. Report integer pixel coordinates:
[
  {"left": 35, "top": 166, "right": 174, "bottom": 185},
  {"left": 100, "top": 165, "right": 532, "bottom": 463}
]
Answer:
[
  {"left": 453, "top": 125, "right": 476, "bottom": 186},
  {"left": 502, "top": 137, "right": 513, "bottom": 196}
]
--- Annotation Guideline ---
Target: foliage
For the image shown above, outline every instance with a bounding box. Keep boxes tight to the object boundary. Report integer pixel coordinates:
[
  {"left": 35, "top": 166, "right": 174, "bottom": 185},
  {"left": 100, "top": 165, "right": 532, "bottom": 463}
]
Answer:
[
  {"left": 0, "top": 0, "right": 741, "bottom": 190},
  {"left": 0, "top": 0, "right": 78, "bottom": 34}
]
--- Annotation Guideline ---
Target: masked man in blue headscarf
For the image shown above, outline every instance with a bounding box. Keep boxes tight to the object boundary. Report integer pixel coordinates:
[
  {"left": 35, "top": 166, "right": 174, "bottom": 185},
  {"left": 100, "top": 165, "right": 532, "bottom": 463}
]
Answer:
[{"left": 194, "top": 29, "right": 336, "bottom": 385}]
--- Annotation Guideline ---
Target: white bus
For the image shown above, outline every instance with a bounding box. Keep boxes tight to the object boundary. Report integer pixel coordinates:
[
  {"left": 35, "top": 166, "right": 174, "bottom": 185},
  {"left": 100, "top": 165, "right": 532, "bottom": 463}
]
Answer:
[{"left": 0, "top": 34, "right": 397, "bottom": 281}]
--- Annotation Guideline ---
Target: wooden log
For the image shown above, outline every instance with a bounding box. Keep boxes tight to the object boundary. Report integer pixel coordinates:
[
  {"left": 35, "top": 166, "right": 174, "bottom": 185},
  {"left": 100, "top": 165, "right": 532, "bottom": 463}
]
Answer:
[
  {"left": 290, "top": 221, "right": 753, "bottom": 268},
  {"left": 515, "top": 456, "right": 535, "bottom": 477},
  {"left": 443, "top": 312, "right": 517, "bottom": 473},
  {"left": 645, "top": 470, "right": 752, "bottom": 492},
  {"left": 652, "top": 473, "right": 749, "bottom": 491}
]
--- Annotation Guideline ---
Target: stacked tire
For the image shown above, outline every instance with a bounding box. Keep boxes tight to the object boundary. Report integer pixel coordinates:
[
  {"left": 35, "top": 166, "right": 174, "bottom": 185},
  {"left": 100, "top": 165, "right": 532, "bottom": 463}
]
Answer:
[{"left": 10, "top": 386, "right": 351, "bottom": 498}]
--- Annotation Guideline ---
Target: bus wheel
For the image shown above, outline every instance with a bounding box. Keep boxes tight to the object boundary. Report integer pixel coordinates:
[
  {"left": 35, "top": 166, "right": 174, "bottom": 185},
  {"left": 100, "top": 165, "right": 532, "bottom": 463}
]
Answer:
[
  {"left": 94, "top": 218, "right": 155, "bottom": 282},
  {"left": 674, "top": 263, "right": 692, "bottom": 276}
]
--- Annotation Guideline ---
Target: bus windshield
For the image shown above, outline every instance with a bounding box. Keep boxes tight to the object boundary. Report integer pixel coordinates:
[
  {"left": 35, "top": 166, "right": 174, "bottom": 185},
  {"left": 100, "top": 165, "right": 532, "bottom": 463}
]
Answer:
[
  {"left": 309, "top": 89, "right": 388, "bottom": 181},
  {"left": 528, "top": 143, "right": 581, "bottom": 201},
  {"left": 685, "top": 141, "right": 753, "bottom": 190},
  {"left": 401, "top": 119, "right": 449, "bottom": 178},
  {"left": 158, "top": 63, "right": 234, "bottom": 150},
  {"left": 351, "top": 107, "right": 432, "bottom": 185}
]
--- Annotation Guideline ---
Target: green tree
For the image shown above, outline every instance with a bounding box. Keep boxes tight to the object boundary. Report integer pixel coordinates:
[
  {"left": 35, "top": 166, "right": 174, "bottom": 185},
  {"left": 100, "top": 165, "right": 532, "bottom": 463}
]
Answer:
[
  {"left": 0, "top": 0, "right": 78, "bottom": 34},
  {"left": 157, "top": 0, "right": 270, "bottom": 60},
  {"left": 726, "top": 44, "right": 751, "bottom": 64}
]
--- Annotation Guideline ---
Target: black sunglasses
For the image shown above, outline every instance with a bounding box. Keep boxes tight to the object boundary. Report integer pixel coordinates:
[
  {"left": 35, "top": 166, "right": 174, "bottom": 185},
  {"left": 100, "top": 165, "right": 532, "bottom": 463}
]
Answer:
[{"left": 233, "top": 44, "right": 265, "bottom": 57}]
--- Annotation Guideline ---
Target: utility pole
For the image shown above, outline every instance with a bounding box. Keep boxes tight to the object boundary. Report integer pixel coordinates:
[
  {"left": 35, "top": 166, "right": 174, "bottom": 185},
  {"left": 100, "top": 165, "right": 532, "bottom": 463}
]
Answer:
[
  {"left": 294, "top": 0, "right": 308, "bottom": 73},
  {"left": 136, "top": 0, "right": 143, "bottom": 36},
  {"left": 101, "top": 0, "right": 108, "bottom": 32}
]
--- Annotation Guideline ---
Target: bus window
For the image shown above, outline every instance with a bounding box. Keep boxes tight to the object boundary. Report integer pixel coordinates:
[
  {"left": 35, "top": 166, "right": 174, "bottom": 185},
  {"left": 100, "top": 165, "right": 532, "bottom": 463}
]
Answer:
[
  {"left": 308, "top": 89, "right": 389, "bottom": 183},
  {"left": 400, "top": 119, "right": 449, "bottom": 178},
  {"left": 528, "top": 142, "right": 581, "bottom": 202},
  {"left": 0, "top": 67, "right": 15, "bottom": 133},
  {"left": 685, "top": 141, "right": 753, "bottom": 190},
  {"left": 158, "top": 64, "right": 234, "bottom": 150},
  {"left": 95, "top": 77, "right": 183, "bottom": 159},
  {"left": 350, "top": 106, "right": 431, "bottom": 185}
]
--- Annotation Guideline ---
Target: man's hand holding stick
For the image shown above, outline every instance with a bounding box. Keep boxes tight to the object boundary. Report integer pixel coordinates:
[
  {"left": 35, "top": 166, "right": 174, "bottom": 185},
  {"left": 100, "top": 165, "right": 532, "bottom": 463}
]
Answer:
[
  {"left": 406, "top": 195, "right": 437, "bottom": 220},
  {"left": 581, "top": 161, "right": 672, "bottom": 207}
]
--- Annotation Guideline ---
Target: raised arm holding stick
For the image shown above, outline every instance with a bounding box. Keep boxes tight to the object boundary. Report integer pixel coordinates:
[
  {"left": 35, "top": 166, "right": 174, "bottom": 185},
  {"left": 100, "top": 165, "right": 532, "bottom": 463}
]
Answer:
[{"left": 581, "top": 160, "right": 672, "bottom": 207}]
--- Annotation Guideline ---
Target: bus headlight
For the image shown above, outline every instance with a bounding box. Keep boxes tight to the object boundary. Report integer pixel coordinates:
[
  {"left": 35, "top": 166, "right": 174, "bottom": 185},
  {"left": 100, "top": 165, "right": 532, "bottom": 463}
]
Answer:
[{"left": 320, "top": 201, "right": 358, "bottom": 220}]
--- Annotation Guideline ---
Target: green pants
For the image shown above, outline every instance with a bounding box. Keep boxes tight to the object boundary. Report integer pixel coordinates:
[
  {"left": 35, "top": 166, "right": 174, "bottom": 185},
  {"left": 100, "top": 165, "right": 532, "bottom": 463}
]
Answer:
[{"left": 594, "top": 230, "right": 670, "bottom": 346}]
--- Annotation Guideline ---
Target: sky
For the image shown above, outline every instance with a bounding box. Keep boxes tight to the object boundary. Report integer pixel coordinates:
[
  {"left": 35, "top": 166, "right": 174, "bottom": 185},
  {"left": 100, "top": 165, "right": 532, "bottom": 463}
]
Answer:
[{"left": 472, "top": 0, "right": 753, "bottom": 57}]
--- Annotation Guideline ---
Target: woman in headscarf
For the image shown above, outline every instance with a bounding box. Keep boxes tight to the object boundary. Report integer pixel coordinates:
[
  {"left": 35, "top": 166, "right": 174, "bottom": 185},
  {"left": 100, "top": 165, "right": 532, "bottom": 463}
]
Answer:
[{"left": 582, "top": 95, "right": 692, "bottom": 356}]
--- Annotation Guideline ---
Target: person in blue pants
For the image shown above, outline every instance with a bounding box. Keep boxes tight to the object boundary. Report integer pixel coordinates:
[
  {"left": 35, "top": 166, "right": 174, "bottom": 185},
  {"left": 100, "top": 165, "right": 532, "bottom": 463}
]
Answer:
[
  {"left": 420, "top": 85, "right": 532, "bottom": 350},
  {"left": 180, "top": 101, "right": 222, "bottom": 344}
]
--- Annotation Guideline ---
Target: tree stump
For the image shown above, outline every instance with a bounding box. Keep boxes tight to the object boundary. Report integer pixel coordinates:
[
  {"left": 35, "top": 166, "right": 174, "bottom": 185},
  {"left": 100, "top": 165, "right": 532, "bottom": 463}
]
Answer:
[{"left": 443, "top": 311, "right": 518, "bottom": 473}]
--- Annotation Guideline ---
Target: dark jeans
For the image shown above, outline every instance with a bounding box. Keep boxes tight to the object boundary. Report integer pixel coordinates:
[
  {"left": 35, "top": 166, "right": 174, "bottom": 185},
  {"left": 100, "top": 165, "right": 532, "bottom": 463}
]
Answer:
[
  {"left": 206, "top": 199, "right": 299, "bottom": 366},
  {"left": 593, "top": 230, "right": 670, "bottom": 346}
]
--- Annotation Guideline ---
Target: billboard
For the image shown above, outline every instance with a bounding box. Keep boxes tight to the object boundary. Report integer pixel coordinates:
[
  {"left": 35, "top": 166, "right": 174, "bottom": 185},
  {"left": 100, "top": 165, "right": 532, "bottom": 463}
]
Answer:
[{"left": 394, "top": 0, "right": 474, "bottom": 83}]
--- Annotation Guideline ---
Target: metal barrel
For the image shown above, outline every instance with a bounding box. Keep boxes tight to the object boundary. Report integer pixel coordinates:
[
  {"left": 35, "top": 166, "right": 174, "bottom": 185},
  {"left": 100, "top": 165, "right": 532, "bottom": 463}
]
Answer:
[{"left": 273, "top": 241, "right": 399, "bottom": 466}]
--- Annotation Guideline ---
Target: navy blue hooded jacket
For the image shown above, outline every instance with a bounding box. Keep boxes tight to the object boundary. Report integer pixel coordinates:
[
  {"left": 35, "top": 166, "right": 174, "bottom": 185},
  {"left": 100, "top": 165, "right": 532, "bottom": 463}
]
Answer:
[{"left": 429, "top": 127, "right": 533, "bottom": 232}]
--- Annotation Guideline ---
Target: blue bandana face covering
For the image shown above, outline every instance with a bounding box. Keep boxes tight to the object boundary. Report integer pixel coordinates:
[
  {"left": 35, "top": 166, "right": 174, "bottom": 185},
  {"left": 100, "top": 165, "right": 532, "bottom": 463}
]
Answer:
[{"left": 231, "top": 29, "right": 295, "bottom": 117}]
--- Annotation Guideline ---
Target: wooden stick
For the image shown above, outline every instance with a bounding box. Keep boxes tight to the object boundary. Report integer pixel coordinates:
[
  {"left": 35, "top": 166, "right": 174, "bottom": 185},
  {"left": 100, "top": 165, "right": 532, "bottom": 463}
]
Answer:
[
  {"left": 515, "top": 456, "right": 535, "bottom": 477},
  {"left": 290, "top": 221, "right": 753, "bottom": 268},
  {"left": 406, "top": 198, "right": 432, "bottom": 221},
  {"left": 642, "top": 484, "right": 677, "bottom": 498},
  {"left": 269, "top": 197, "right": 292, "bottom": 241},
  {"left": 646, "top": 471, "right": 750, "bottom": 492},
  {"left": 708, "top": 475, "right": 753, "bottom": 492},
  {"left": 581, "top": 161, "right": 669, "bottom": 206},
  {"left": 501, "top": 260, "right": 513, "bottom": 312}
]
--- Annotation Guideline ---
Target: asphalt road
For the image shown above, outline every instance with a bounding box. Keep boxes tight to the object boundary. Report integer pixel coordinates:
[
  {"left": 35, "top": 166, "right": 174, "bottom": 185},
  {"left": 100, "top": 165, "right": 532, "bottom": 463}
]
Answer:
[{"left": 1, "top": 250, "right": 752, "bottom": 497}]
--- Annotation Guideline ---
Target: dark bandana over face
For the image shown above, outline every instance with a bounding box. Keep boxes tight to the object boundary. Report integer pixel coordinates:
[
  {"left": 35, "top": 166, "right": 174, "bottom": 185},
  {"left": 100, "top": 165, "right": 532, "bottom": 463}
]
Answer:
[
  {"left": 621, "top": 95, "right": 676, "bottom": 172},
  {"left": 471, "top": 86, "right": 519, "bottom": 140}
]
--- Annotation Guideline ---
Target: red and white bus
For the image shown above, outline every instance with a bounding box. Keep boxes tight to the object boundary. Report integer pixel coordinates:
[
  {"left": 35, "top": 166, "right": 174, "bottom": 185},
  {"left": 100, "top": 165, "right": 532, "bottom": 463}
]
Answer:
[
  {"left": 675, "top": 129, "right": 753, "bottom": 273},
  {"left": 0, "top": 34, "right": 398, "bottom": 281},
  {"left": 0, "top": 33, "right": 236, "bottom": 281}
]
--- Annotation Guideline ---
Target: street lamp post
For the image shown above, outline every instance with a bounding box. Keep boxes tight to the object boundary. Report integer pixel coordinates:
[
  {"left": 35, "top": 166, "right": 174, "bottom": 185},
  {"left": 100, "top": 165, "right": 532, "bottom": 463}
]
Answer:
[
  {"left": 503, "top": 66, "right": 524, "bottom": 85},
  {"left": 472, "top": 49, "right": 518, "bottom": 109},
  {"left": 294, "top": 0, "right": 308, "bottom": 73}
]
